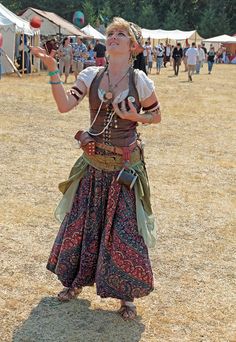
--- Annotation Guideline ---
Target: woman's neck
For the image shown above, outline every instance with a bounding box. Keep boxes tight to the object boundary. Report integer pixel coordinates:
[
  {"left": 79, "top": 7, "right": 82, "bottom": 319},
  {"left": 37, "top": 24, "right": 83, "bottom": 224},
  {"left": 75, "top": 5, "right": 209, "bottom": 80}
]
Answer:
[{"left": 108, "top": 56, "right": 130, "bottom": 75}]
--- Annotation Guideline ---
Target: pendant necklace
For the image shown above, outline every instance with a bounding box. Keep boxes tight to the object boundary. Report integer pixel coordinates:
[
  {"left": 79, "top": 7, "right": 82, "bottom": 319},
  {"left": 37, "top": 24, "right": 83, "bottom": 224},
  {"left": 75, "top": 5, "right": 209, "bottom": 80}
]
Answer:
[
  {"left": 88, "top": 67, "right": 130, "bottom": 137},
  {"left": 105, "top": 67, "right": 130, "bottom": 129},
  {"left": 104, "top": 67, "right": 130, "bottom": 101}
]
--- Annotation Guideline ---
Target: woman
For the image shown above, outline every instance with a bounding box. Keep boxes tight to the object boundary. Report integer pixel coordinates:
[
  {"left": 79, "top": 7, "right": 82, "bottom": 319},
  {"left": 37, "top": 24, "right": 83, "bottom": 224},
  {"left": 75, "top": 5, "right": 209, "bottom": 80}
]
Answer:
[
  {"left": 31, "top": 17, "right": 161, "bottom": 320},
  {"left": 87, "top": 43, "right": 95, "bottom": 61},
  {"left": 58, "top": 37, "right": 72, "bottom": 83},
  {"left": 84, "top": 43, "right": 96, "bottom": 69}
]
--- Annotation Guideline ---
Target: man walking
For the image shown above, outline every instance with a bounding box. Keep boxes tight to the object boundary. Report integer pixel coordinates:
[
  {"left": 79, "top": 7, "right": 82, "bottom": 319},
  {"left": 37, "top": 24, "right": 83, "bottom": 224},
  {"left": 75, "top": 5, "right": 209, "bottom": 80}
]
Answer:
[
  {"left": 196, "top": 44, "right": 205, "bottom": 74},
  {"left": 164, "top": 43, "right": 171, "bottom": 67},
  {"left": 155, "top": 42, "right": 165, "bottom": 74},
  {"left": 72, "top": 36, "right": 87, "bottom": 81},
  {"left": 186, "top": 42, "right": 199, "bottom": 82},
  {"left": 172, "top": 43, "right": 183, "bottom": 76}
]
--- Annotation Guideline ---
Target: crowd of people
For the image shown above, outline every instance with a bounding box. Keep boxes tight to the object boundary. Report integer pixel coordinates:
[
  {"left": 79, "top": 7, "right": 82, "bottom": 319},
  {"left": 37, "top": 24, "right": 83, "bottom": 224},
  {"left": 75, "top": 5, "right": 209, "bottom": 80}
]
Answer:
[
  {"left": 38, "top": 35, "right": 234, "bottom": 84},
  {"left": 42, "top": 36, "right": 107, "bottom": 83},
  {"left": 141, "top": 40, "right": 233, "bottom": 81}
]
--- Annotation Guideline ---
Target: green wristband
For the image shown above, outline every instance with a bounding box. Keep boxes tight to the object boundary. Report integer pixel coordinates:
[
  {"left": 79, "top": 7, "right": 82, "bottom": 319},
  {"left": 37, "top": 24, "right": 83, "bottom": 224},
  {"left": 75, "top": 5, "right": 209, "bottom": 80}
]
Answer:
[
  {"left": 48, "top": 69, "right": 60, "bottom": 76},
  {"left": 49, "top": 81, "right": 63, "bottom": 85}
]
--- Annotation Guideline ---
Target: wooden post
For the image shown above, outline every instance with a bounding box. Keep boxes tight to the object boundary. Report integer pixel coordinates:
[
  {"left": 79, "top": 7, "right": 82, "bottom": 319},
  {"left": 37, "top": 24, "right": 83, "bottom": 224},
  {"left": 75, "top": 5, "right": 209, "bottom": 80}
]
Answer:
[
  {"left": 30, "top": 35, "right": 33, "bottom": 74},
  {"left": 22, "top": 33, "right": 25, "bottom": 76}
]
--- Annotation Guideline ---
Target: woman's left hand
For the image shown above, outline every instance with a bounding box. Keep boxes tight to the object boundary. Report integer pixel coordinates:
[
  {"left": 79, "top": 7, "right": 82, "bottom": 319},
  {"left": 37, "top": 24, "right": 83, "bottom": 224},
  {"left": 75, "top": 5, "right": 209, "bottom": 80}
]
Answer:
[{"left": 113, "top": 100, "right": 139, "bottom": 122}]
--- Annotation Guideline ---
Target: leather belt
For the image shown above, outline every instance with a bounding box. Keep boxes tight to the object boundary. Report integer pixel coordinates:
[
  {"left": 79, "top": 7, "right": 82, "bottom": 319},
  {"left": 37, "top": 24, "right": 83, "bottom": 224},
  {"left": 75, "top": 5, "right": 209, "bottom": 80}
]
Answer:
[
  {"left": 96, "top": 141, "right": 137, "bottom": 156},
  {"left": 82, "top": 148, "right": 141, "bottom": 172}
]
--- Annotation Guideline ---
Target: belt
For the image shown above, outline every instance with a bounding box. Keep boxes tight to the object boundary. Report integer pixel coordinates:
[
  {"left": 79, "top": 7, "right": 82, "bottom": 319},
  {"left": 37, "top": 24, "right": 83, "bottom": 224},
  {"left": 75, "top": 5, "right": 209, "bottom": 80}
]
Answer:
[
  {"left": 96, "top": 141, "right": 137, "bottom": 156},
  {"left": 82, "top": 148, "right": 141, "bottom": 172}
]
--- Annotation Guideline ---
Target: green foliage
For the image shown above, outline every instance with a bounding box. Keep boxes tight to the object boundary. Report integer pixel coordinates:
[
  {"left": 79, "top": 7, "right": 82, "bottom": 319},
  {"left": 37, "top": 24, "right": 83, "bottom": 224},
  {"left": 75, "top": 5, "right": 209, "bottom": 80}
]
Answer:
[
  {"left": 1, "top": 0, "right": 235, "bottom": 37},
  {"left": 82, "top": 0, "right": 96, "bottom": 25},
  {"left": 164, "top": 2, "right": 187, "bottom": 30},
  {"left": 198, "top": 2, "right": 231, "bottom": 38}
]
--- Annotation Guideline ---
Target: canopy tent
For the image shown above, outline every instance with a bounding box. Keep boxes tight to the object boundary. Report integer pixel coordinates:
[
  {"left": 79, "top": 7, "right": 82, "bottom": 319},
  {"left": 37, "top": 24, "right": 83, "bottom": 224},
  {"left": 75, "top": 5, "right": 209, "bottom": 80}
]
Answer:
[
  {"left": 0, "top": 3, "right": 34, "bottom": 74},
  {"left": 203, "top": 34, "right": 236, "bottom": 62},
  {"left": 19, "top": 7, "right": 87, "bottom": 37},
  {"left": 202, "top": 34, "right": 236, "bottom": 43},
  {"left": 81, "top": 24, "right": 106, "bottom": 40},
  {"left": 141, "top": 28, "right": 203, "bottom": 42}
]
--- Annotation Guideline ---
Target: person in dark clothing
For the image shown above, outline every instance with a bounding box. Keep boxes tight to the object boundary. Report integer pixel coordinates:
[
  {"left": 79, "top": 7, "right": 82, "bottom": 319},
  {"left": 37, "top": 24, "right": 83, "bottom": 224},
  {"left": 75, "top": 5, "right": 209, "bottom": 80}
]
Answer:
[
  {"left": 201, "top": 43, "right": 207, "bottom": 55},
  {"left": 207, "top": 46, "right": 216, "bottom": 74},
  {"left": 93, "top": 39, "right": 106, "bottom": 66},
  {"left": 172, "top": 43, "right": 183, "bottom": 76},
  {"left": 133, "top": 51, "right": 147, "bottom": 74}
]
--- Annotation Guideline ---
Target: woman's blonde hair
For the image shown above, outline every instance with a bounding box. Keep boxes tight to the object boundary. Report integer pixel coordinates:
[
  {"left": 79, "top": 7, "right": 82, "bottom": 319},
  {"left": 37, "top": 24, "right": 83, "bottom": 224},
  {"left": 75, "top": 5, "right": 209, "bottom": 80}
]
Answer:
[{"left": 106, "top": 17, "right": 137, "bottom": 46}]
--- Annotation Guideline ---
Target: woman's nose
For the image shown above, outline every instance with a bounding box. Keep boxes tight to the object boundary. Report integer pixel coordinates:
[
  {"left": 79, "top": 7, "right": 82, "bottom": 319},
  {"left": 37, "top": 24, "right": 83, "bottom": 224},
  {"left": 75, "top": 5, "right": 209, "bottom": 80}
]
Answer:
[{"left": 109, "top": 33, "right": 118, "bottom": 39}]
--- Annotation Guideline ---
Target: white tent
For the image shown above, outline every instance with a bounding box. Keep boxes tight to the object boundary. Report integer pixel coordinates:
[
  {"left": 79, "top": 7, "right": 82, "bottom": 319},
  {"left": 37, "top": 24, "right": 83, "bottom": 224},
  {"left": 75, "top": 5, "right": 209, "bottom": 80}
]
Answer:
[
  {"left": 81, "top": 24, "right": 106, "bottom": 40},
  {"left": 142, "top": 29, "right": 167, "bottom": 40},
  {"left": 142, "top": 28, "right": 203, "bottom": 42},
  {"left": 0, "top": 3, "right": 34, "bottom": 74},
  {"left": 20, "top": 7, "right": 87, "bottom": 37},
  {"left": 202, "top": 34, "right": 236, "bottom": 43}
]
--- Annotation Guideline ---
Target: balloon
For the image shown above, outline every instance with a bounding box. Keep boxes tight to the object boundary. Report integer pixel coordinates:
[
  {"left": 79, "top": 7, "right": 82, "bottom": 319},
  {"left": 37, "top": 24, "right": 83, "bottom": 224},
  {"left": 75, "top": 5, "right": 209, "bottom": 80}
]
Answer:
[
  {"left": 73, "top": 11, "right": 85, "bottom": 27},
  {"left": 30, "top": 16, "right": 42, "bottom": 29},
  {"left": 0, "top": 33, "right": 3, "bottom": 48}
]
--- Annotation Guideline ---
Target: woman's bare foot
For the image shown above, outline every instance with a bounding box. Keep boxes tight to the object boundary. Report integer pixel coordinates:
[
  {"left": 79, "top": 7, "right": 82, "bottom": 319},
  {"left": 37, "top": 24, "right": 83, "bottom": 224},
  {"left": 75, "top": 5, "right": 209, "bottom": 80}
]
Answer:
[
  {"left": 118, "top": 300, "right": 137, "bottom": 320},
  {"left": 57, "top": 287, "right": 82, "bottom": 302}
]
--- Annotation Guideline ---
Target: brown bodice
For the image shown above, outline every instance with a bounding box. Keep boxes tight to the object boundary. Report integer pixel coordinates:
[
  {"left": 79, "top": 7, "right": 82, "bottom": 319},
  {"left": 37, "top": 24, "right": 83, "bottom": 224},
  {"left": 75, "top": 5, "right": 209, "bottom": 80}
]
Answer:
[{"left": 88, "top": 67, "right": 141, "bottom": 147}]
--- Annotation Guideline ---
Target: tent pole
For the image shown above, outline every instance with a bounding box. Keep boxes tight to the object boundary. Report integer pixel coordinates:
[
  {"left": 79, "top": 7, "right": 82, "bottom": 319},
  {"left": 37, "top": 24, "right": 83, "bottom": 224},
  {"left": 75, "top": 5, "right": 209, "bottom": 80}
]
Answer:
[
  {"left": 34, "top": 33, "right": 40, "bottom": 73},
  {"left": 30, "top": 36, "right": 33, "bottom": 74},
  {"left": 22, "top": 33, "right": 25, "bottom": 76},
  {"left": 0, "top": 48, "right": 2, "bottom": 80}
]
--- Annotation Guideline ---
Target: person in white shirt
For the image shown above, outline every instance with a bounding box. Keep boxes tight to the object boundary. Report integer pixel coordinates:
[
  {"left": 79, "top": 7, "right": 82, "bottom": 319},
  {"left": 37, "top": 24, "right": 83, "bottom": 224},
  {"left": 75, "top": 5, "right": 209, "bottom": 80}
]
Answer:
[
  {"left": 196, "top": 44, "right": 205, "bottom": 74},
  {"left": 155, "top": 43, "right": 164, "bottom": 74},
  {"left": 164, "top": 44, "right": 171, "bottom": 67},
  {"left": 185, "top": 42, "right": 199, "bottom": 82}
]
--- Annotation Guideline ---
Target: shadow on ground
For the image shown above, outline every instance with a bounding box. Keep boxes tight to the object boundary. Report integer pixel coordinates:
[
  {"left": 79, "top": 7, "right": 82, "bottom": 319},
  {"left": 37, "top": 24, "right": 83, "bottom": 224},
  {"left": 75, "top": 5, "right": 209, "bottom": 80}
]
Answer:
[{"left": 13, "top": 297, "right": 145, "bottom": 342}]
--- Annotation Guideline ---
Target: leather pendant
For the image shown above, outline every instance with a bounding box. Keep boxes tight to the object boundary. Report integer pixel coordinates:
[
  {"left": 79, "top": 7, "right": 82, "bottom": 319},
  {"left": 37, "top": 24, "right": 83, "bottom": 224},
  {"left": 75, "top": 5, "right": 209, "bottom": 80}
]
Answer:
[{"left": 105, "top": 91, "right": 113, "bottom": 100}]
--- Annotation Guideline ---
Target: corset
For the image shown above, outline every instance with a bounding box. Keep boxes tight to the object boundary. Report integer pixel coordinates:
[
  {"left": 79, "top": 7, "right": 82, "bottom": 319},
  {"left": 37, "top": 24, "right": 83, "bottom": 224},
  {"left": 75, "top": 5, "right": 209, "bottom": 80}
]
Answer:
[{"left": 88, "top": 67, "right": 141, "bottom": 147}]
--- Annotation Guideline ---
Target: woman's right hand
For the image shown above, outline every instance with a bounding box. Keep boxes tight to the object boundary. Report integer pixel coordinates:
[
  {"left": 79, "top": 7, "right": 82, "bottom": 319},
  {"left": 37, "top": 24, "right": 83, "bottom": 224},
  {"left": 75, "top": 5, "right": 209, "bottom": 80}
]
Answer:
[{"left": 30, "top": 46, "right": 57, "bottom": 72}]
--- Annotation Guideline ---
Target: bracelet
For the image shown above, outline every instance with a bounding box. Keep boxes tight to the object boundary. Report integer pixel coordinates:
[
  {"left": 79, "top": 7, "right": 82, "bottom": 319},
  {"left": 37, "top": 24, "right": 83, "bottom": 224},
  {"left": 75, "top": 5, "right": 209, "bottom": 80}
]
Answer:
[
  {"left": 145, "top": 112, "right": 154, "bottom": 124},
  {"left": 49, "top": 81, "right": 63, "bottom": 85},
  {"left": 48, "top": 69, "right": 60, "bottom": 76}
]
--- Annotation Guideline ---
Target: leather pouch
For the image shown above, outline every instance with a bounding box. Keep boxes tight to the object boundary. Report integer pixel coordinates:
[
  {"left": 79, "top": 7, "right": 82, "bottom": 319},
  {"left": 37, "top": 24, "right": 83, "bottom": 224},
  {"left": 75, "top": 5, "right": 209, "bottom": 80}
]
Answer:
[
  {"left": 74, "top": 130, "right": 96, "bottom": 155},
  {"left": 116, "top": 168, "right": 138, "bottom": 190}
]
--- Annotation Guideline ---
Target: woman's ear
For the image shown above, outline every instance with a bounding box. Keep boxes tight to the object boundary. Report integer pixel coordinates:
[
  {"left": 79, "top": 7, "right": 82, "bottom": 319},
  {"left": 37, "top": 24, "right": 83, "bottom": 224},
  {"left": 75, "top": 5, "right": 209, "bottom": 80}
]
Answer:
[{"left": 131, "top": 42, "right": 144, "bottom": 55}]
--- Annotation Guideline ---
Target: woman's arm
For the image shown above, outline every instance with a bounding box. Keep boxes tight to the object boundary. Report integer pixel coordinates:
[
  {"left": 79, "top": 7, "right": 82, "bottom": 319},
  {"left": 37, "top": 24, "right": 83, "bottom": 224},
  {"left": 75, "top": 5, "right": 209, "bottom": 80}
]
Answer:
[{"left": 31, "top": 47, "right": 87, "bottom": 113}]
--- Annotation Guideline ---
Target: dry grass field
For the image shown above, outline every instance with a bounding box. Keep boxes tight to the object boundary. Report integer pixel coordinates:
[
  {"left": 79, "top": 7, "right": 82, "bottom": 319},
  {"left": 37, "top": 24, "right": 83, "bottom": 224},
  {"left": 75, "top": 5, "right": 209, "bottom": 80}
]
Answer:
[{"left": 0, "top": 63, "right": 235, "bottom": 342}]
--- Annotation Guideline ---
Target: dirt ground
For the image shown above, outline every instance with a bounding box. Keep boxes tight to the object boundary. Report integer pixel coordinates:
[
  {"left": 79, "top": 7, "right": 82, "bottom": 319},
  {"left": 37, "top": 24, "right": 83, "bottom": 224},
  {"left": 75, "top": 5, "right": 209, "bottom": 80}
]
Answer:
[{"left": 0, "top": 63, "right": 235, "bottom": 342}]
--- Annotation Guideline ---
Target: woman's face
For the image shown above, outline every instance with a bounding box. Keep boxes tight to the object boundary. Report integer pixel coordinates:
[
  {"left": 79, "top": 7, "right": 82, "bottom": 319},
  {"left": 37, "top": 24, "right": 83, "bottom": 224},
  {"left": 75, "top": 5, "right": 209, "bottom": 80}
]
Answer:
[{"left": 106, "top": 28, "right": 131, "bottom": 56}]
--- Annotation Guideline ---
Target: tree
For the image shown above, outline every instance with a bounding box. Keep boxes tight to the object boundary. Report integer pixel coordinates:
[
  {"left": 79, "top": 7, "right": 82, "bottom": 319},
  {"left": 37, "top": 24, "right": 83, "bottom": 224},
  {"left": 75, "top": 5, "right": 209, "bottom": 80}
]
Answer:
[
  {"left": 0, "top": 0, "right": 235, "bottom": 37},
  {"left": 163, "top": 2, "right": 187, "bottom": 30},
  {"left": 198, "top": 2, "right": 231, "bottom": 38},
  {"left": 82, "top": 0, "right": 97, "bottom": 26}
]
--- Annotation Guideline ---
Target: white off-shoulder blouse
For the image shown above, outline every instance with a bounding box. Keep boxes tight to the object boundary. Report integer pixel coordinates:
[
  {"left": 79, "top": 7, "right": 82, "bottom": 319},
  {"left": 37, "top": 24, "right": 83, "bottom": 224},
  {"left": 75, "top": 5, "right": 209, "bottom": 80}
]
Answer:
[{"left": 76, "top": 66, "right": 155, "bottom": 104}]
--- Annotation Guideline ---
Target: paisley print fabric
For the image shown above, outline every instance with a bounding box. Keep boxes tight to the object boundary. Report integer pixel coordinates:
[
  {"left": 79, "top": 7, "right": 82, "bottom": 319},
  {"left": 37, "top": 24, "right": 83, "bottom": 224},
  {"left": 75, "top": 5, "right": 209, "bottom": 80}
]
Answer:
[{"left": 47, "top": 165, "right": 154, "bottom": 301}]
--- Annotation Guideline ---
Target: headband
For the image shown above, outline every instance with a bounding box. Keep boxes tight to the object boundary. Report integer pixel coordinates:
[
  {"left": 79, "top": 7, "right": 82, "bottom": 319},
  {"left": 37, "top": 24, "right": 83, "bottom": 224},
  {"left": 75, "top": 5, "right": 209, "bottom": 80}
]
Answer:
[{"left": 129, "top": 22, "right": 143, "bottom": 47}]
